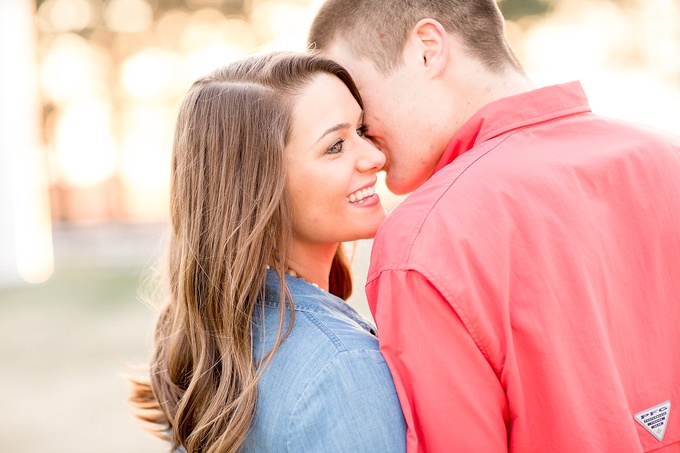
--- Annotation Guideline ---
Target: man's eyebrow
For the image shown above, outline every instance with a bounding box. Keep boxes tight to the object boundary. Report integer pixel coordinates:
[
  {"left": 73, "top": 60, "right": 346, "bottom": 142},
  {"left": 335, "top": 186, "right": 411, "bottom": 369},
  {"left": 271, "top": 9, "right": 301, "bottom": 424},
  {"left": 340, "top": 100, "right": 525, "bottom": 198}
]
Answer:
[{"left": 314, "top": 112, "right": 364, "bottom": 144}]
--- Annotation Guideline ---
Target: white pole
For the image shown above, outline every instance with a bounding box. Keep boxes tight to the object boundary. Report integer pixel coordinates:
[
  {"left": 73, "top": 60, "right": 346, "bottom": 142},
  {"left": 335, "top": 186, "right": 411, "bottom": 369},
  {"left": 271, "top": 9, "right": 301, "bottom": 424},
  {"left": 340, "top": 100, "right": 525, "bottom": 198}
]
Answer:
[{"left": 0, "top": 0, "right": 54, "bottom": 285}]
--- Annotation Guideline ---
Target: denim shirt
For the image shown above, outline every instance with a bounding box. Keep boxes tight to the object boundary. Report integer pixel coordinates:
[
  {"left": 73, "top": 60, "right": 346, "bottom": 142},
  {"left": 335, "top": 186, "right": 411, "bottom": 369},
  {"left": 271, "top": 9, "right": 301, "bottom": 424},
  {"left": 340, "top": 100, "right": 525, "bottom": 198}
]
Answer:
[{"left": 241, "top": 270, "right": 406, "bottom": 452}]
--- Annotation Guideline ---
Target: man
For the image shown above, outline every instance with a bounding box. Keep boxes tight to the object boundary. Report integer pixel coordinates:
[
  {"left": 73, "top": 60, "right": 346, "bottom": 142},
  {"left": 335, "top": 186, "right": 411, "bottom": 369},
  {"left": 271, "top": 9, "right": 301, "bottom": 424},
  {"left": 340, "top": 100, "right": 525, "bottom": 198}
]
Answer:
[{"left": 309, "top": 1, "right": 680, "bottom": 452}]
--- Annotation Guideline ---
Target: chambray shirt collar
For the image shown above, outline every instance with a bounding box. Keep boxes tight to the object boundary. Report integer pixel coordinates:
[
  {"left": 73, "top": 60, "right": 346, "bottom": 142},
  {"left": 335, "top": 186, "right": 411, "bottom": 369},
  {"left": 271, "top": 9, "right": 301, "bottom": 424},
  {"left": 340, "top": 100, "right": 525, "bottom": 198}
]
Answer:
[
  {"left": 433, "top": 81, "right": 592, "bottom": 174},
  {"left": 264, "top": 269, "right": 377, "bottom": 336}
]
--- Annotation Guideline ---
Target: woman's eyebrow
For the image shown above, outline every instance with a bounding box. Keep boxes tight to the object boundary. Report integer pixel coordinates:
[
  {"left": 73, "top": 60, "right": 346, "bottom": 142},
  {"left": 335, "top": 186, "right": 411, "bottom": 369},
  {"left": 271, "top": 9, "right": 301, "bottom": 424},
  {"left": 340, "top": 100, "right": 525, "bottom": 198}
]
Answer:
[
  {"left": 314, "top": 112, "right": 364, "bottom": 144},
  {"left": 315, "top": 122, "right": 351, "bottom": 144}
]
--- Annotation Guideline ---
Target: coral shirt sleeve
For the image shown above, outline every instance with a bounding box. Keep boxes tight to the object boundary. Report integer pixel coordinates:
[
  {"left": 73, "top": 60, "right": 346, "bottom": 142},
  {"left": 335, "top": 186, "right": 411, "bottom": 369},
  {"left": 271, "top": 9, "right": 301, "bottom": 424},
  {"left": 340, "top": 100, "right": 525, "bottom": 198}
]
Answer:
[{"left": 366, "top": 269, "right": 509, "bottom": 453}]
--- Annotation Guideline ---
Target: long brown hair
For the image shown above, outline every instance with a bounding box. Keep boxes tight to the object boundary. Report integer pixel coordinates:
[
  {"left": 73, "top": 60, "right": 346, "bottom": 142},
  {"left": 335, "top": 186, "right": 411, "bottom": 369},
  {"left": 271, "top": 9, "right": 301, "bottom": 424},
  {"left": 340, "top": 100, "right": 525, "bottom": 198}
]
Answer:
[{"left": 130, "top": 52, "right": 362, "bottom": 452}]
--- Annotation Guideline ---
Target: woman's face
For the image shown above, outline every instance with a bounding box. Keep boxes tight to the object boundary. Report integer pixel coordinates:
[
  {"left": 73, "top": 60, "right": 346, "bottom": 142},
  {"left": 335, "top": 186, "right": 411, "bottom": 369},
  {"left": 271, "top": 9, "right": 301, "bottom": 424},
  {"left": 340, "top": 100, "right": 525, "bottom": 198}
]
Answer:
[{"left": 286, "top": 74, "right": 387, "bottom": 248}]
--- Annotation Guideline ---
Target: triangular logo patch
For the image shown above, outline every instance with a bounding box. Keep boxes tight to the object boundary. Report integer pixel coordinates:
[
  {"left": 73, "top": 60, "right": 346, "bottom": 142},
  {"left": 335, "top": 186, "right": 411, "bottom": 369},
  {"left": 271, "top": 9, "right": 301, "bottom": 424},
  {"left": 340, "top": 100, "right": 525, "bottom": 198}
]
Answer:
[{"left": 634, "top": 401, "right": 671, "bottom": 441}]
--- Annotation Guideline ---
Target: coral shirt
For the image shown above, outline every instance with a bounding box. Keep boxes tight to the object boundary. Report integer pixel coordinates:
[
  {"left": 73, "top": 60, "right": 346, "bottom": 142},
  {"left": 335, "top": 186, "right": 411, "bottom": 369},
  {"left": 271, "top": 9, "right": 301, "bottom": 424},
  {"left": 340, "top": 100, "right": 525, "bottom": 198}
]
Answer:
[{"left": 367, "top": 82, "right": 680, "bottom": 452}]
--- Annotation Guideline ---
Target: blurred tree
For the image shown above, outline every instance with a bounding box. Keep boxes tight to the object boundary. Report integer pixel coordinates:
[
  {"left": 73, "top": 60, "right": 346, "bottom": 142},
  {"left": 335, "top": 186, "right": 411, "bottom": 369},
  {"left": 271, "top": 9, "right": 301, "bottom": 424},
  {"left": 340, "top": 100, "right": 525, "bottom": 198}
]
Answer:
[{"left": 498, "top": 0, "right": 552, "bottom": 20}]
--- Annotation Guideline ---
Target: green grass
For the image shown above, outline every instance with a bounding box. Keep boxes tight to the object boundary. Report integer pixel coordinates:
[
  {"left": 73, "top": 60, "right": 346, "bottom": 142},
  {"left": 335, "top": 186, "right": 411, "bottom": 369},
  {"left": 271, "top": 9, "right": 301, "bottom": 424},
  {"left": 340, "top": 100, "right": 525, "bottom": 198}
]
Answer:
[
  {"left": 0, "top": 263, "right": 167, "bottom": 453},
  {"left": 0, "top": 265, "right": 146, "bottom": 309}
]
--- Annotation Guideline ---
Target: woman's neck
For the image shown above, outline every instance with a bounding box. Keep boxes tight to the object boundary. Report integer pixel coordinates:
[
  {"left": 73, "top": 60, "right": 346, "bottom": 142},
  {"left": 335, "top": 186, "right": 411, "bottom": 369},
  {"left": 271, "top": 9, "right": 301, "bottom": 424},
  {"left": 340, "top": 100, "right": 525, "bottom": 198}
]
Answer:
[{"left": 287, "top": 241, "right": 339, "bottom": 292}]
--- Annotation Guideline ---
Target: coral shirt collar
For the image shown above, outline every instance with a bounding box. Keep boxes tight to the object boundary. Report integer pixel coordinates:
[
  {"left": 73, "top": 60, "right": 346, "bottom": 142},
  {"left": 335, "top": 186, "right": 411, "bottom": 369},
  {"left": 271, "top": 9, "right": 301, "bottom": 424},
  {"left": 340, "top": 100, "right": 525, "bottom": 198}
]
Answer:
[{"left": 433, "top": 81, "right": 592, "bottom": 175}]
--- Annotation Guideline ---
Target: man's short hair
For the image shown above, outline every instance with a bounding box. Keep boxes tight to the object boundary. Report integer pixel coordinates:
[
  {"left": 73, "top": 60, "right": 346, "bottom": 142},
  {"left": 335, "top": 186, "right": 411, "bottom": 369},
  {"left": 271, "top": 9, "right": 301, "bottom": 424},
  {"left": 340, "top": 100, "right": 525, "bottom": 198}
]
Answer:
[{"left": 308, "top": 0, "right": 522, "bottom": 75}]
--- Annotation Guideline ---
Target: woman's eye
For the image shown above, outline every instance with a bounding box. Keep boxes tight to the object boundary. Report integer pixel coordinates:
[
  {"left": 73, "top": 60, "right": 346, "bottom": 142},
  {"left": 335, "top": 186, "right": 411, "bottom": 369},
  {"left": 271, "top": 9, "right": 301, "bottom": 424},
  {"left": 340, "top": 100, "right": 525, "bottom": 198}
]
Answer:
[{"left": 326, "top": 139, "right": 345, "bottom": 155}]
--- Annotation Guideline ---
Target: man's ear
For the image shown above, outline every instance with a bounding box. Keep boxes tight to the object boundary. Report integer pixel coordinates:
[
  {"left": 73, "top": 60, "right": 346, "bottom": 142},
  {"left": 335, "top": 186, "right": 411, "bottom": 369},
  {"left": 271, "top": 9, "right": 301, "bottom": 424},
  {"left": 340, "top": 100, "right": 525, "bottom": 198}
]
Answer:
[{"left": 409, "top": 18, "right": 449, "bottom": 77}]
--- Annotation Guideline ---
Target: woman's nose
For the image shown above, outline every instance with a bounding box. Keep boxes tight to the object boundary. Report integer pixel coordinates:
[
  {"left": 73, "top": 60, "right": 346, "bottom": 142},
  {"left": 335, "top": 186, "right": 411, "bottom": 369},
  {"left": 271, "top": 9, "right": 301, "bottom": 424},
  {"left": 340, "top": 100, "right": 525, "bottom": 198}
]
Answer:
[{"left": 356, "top": 139, "right": 385, "bottom": 172}]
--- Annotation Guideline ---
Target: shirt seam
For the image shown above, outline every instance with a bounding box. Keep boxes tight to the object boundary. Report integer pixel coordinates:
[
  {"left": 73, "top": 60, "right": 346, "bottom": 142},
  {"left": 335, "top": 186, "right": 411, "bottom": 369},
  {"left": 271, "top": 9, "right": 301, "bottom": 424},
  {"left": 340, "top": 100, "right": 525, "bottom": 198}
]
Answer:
[
  {"left": 263, "top": 299, "right": 375, "bottom": 337},
  {"left": 264, "top": 295, "right": 348, "bottom": 316},
  {"left": 420, "top": 265, "right": 497, "bottom": 375},
  {"left": 387, "top": 130, "right": 519, "bottom": 268},
  {"left": 300, "top": 311, "right": 348, "bottom": 352},
  {"left": 370, "top": 266, "right": 495, "bottom": 374},
  {"left": 286, "top": 349, "right": 386, "bottom": 451}
]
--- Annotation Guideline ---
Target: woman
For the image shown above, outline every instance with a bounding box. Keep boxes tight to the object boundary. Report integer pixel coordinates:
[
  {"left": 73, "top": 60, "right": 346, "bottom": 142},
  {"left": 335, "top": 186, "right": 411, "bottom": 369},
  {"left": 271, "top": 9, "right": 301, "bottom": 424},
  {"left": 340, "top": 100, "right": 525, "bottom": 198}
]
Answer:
[{"left": 130, "top": 52, "right": 406, "bottom": 453}]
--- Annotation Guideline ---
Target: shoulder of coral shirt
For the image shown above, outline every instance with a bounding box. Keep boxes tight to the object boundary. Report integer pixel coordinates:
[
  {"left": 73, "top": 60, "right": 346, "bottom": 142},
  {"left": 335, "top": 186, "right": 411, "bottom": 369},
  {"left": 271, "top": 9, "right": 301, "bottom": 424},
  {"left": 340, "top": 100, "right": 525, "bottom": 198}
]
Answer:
[{"left": 367, "top": 81, "right": 680, "bottom": 453}]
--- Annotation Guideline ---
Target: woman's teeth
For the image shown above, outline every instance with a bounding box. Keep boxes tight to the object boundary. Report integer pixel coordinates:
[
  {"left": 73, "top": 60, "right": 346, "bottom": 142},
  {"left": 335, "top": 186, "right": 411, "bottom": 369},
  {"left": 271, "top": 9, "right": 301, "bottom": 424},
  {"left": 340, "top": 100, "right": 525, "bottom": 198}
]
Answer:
[{"left": 346, "top": 186, "right": 376, "bottom": 203}]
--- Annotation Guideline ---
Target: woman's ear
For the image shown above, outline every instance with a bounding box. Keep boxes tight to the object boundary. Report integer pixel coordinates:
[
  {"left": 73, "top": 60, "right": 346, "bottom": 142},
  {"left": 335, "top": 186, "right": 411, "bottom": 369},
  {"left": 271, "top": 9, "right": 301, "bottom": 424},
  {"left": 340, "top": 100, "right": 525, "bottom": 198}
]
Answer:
[{"left": 409, "top": 18, "right": 449, "bottom": 78}]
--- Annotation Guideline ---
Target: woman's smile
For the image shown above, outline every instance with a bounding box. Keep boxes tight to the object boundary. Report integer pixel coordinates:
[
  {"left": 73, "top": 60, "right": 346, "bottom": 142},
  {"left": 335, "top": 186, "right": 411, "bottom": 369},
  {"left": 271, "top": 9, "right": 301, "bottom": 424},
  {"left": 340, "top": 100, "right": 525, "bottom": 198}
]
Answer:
[{"left": 346, "top": 184, "right": 377, "bottom": 204}]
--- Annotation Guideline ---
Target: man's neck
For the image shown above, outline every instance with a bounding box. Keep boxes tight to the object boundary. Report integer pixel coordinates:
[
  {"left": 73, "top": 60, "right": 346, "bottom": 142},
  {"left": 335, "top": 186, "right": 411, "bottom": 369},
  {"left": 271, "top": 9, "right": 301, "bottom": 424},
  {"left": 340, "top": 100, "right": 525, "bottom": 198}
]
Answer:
[{"left": 444, "top": 55, "right": 535, "bottom": 143}]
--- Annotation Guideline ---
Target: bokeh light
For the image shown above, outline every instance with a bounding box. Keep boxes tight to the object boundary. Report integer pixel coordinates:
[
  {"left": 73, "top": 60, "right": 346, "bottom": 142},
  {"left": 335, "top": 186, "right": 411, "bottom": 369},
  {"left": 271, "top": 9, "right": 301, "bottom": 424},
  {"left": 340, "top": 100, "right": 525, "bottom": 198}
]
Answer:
[
  {"left": 40, "top": 33, "right": 111, "bottom": 103},
  {"left": 54, "top": 101, "right": 115, "bottom": 186},
  {"left": 252, "top": 0, "right": 314, "bottom": 50},
  {"left": 119, "top": 47, "right": 184, "bottom": 99},
  {"left": 37, "top": 0, "right": 96, "bottom": 32},
  {"left": 24, "top": 0, "right": 680, "bottom": 225},
  {"left": 522, "top": 1, "right": 629, "bottom": 79},
  {"left": 104, "top": 0, "right": 153, "bottom": 33}
]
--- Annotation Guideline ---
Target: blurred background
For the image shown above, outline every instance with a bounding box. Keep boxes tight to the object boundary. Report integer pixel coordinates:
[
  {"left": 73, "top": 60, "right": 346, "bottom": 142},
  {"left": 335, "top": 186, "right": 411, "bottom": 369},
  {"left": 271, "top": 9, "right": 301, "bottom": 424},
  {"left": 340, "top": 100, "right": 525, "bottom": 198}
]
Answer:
[{"left": 0, "top": 0, "right": 678, "bottom": 451}]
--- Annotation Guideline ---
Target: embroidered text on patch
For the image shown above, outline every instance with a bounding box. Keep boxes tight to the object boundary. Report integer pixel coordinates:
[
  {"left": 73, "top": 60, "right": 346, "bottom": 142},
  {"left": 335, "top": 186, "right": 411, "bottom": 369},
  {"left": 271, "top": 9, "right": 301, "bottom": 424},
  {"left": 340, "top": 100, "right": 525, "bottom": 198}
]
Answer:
[{"left": 634, "top": 401, "right": 671, "bottom": 441}]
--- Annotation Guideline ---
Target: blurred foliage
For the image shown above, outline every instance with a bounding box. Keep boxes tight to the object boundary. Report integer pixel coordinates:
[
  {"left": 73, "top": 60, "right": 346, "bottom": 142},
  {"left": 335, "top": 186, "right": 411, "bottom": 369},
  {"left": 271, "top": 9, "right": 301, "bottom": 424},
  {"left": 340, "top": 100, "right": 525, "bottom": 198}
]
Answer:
[
  {"left": 499, "top": 0, "right": 641, "bottom": 21},
  {"left": 36, "top": 0, "right": 248, "bottom": 15},
  {"left": 499, "top": 0, "right": 552, "bottom": 21}
]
